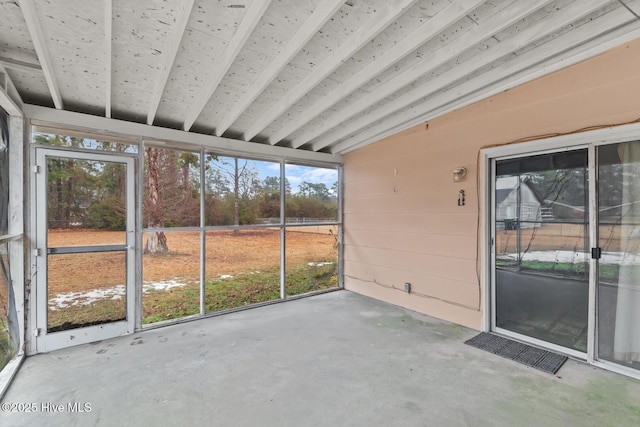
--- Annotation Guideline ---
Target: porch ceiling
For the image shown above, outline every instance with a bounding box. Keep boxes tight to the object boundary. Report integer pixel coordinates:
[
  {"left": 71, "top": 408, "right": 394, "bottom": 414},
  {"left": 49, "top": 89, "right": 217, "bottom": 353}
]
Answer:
[{"left": 1, "top": 0, "right": 640, "bottom": 155}]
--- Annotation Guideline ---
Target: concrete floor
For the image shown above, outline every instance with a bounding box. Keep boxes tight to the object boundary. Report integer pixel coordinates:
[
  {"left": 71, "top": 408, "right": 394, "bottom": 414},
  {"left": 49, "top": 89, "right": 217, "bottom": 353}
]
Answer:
[{"left": 1, "top": 291, "right": 640, "bottom": 426}]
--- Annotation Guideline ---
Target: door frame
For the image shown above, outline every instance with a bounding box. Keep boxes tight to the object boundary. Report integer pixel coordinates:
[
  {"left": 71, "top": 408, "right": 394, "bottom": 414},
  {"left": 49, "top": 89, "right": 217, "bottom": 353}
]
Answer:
[
  {"left": 488, "top": 145, "right": 590, "bottom": 362},
  {"left": 481, "top": 121, "right": 640, "bottom": 380},
  {"left": 34, "top": 148, "right": 136, "bottom": 352}
]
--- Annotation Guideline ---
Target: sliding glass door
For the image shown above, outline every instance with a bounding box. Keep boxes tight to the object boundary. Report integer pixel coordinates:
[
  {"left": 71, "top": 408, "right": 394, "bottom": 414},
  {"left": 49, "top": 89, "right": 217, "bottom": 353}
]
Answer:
[
  {"left": 492, "top": 141, "right": 640, "bottom": 373},
  {"left": 493, "top": 150, "right": 590, "bottom": 353}
]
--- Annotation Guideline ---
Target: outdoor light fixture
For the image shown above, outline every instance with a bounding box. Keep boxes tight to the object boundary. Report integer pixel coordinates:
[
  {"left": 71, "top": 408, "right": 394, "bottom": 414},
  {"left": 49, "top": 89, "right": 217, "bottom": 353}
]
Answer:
[{"left": 453, "top": 167, "right": 467, "bottom": 182}]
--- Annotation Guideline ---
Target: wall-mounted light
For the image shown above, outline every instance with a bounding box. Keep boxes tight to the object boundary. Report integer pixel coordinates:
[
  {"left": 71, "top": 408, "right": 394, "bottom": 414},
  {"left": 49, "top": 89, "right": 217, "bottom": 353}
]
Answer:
[{"left": 453, "top": 167, "right": 467, "bottom": 182}]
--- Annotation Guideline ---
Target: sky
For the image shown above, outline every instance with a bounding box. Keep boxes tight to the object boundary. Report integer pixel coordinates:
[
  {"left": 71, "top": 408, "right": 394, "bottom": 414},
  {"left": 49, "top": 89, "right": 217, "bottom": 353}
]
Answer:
[
  {"left": 35, "top": 131, "right": 338, "bottom": 194},
  {"left": 216, "top": 156, "right": 338, "bottom": 194}
]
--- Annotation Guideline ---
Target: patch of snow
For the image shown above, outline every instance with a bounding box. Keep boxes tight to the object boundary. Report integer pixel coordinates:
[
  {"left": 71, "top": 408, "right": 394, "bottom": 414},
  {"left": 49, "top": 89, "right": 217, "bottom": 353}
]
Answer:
[
  {"left": 143, "top": 280, "right": 187, "bottom": 292},
  {"left": 308, "top": 261, "right": 335, "bottom": 267},
  {"left": 48, "top": 279, "right": 189, "bottom": 310},
  {"left": 48, "top": 284, "right": 126, "bottom": 310},
  {"left": 498, "top": 250, "right": 640, "bottom": 265},
  {"left": 219, "top": 274, "right": 234, "bottom": 279}
]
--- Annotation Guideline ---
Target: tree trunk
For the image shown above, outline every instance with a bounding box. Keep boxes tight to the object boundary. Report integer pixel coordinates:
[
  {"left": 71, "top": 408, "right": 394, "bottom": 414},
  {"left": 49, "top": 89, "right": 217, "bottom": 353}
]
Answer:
[
  {"left": 53, "top": 159, "right": 64, "bottom": 228},
  {"left": 144, "top": 147, "right": 169, "bottom": 254},
  {"left": 183, "top": 163, "right": 191, "bottom": 193},
  {"left": 144, "top": 230, "right": 168, "bottom": 254},
  {"left": 65, "top": 159, "right": 74, "bottom": 228},
  {"left": 233, "top": 157, "right": 240, "bottom": 233}
]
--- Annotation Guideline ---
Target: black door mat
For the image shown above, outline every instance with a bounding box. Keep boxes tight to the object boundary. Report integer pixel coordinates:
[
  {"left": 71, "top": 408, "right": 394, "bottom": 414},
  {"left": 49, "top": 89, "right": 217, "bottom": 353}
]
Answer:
[{"left": 464, "top": 332, "right": 567, "bottom": 374}]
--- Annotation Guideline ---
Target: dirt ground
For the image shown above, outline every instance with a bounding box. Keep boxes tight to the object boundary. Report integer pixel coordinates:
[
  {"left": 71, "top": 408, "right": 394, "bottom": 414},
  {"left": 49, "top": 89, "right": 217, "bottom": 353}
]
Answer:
[{"left": 47, "top": 228, "right": 338, "bottom": 293}]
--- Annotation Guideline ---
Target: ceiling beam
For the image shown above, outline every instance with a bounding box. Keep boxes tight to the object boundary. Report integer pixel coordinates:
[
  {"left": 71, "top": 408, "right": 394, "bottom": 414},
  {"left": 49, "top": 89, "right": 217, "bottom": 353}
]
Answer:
[
  {"left": 319, "top": 0, "right": 611, "bottom": 152},
  {"left": 18, "top": 0, "right": 63, "bottom": 109},
  {"left": 182, "top": 0, "right": 272, "bottom": 132},
  {"left": 270, "top": 0, "right": 486, "bottom": 148},
  {"left": 105, "top": 0, "right": 112, "bottom": 118},
  {"left": 0, "top": 73, "right": 23, "bottom": 116},
  {"left": 213, "top": 0, "right": 345, "bottom": 137},
  {"left": 0, "top": 56, "right": 41, "bottom": 73},
  {"left": 0, "top": 65, "right": 24, "bottom": 109},
  {"left": 24, "top": 104, "right": 341, "bottom": 164},
  {"left": 307, "top": 0, "right": 557, "bottom": 152},
  {"left": 241, "top": 0, "right": 420, "bottom": 142},
  {"left": 331, "top": 5, "right": 639, "bottom": 154},
  {"left": 0, "top": 64, "right": 24, "bottom": 104},
  {"left": 147, "top": 0, "right": 195, "bottom": 125}
]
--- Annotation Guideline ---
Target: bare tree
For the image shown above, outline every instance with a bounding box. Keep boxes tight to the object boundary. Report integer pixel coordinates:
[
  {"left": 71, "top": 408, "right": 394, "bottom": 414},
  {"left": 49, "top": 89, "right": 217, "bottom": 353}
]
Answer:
[
  {"left": 232, "top": 158, "right": 243, "bottom": 232},
  {"left": 144, "top": 147, "right": 168, "bottom": 254},
  {"left": 214, "top": 157, "right": 258, "bottom": 232}
]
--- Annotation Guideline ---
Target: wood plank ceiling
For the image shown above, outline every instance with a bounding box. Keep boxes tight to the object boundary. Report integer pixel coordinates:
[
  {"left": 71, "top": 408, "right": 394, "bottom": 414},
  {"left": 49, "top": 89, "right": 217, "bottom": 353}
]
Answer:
[{"left": 1, "top": 0, "right": 640, "bottom": 154}]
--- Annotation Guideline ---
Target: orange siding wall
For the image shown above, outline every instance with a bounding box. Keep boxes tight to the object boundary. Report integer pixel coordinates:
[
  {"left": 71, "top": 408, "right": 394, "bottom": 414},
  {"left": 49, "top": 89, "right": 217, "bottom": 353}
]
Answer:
[{"left": 343, "top": 39, "right": 640, "bottom": 329}]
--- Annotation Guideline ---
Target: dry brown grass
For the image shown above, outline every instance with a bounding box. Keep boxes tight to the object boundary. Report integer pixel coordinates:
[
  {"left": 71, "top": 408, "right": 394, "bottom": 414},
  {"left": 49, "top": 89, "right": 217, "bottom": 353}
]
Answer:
[
  {"left": 495, "top": 223, "right": 628, "bottom": 253},
  {"left": 47, "top": 228, "right": 337, "bottom": 293}
]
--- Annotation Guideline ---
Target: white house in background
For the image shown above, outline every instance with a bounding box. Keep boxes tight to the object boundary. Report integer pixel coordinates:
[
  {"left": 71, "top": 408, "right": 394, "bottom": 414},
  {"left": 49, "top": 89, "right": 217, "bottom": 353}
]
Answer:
[{"left": 495, "top": 176, "right": 545, "bottom": 230}]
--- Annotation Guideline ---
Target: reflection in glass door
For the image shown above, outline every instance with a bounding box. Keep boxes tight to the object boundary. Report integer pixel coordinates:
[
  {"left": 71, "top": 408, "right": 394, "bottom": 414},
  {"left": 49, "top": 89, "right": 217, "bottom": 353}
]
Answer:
[
  {"left": 35, "top": 149, "right": 135, "bottom": 352},
  {"left": 494, "top": 150, "right": 590, "bottom": 353},
  {"left": 597, "top": 141, "right": 640, "bottom": 370}
]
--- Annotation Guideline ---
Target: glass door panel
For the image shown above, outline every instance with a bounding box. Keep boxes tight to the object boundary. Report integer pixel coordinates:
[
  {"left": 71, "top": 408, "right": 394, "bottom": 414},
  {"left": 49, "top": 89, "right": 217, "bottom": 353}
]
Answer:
[
  {"left": 46, "top": 158, "right": 128, "bottom": 332},
  {"left": 47, "top": 252, "right": 127, "bottom": 332},
  {"left": 494, "top": 150, "right": 590, "bottom": 352},
  {"left": 36, "top": 149, "right": 135, "bottom": 351},
  {"left": 597, "top": 141, "right": 640, "bottom": 370}
]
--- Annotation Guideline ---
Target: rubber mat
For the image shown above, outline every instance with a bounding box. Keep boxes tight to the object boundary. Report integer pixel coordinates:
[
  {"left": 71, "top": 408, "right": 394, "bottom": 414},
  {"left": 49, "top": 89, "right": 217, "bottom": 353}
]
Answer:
[{"left": 464, "top": 332, "right": 567, "bottom": 374}]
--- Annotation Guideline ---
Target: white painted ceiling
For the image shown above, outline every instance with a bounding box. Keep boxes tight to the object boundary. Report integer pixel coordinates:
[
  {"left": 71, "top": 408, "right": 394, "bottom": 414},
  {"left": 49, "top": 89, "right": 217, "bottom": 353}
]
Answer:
[{"left": 1, "top": 0, "right": 640, "bottom": 154}]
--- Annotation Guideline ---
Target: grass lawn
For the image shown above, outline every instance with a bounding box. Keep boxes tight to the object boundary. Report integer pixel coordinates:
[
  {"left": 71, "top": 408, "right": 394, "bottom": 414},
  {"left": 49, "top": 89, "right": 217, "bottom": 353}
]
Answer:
[
  {"left": 144, "top": 262, "right": 336, "bottom": 324},
  {"left": 47, "top": 262, "right": 337, "bottom": 330},
  {"left": 0, "top": 325, "right": 16, "bottom": 371},
  {"left": 46, "top": 228, "right": 338, "bottom": 331}
]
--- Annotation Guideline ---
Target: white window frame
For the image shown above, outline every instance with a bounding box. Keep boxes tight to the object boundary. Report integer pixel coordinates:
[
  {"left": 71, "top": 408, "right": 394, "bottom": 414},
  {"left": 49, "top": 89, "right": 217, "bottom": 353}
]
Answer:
[{"left": 24, "top": 107, "right": 344, "bottom": 349}]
